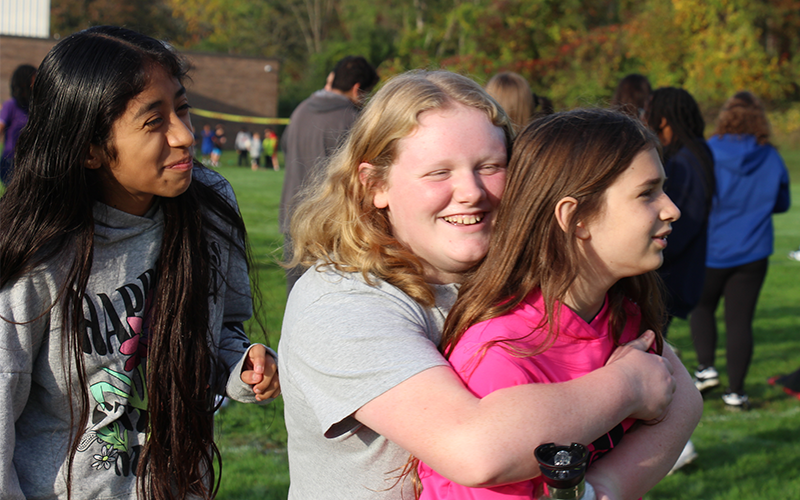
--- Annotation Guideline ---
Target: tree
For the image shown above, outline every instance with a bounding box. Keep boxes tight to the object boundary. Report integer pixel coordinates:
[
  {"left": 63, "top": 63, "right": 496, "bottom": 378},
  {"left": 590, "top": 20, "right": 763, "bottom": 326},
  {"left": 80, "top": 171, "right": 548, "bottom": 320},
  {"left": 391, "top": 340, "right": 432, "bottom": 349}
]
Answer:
[{"left": 51, "top": 0, "right": 182, "bottom": 40}]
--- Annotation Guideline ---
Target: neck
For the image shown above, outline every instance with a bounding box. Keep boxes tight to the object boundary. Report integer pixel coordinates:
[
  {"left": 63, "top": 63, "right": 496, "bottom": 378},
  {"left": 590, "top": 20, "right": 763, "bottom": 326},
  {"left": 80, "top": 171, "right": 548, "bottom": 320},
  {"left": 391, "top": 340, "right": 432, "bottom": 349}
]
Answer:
[
  {"left": 564, "top": 261, "right": 615, "bottom": 323},
  {"left": 563, "top": 283, "right": 606, "bottom": 323},
  {"left": 328, "top": 87, "right": 359, "bottom": 105}
]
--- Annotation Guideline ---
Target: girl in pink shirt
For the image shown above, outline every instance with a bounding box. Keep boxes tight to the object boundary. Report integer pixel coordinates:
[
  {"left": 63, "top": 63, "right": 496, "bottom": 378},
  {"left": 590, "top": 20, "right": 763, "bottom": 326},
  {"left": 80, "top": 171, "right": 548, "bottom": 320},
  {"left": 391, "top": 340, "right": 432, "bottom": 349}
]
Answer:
[{"left": 418, "top": 108, "right": 701, "bottom": 499}]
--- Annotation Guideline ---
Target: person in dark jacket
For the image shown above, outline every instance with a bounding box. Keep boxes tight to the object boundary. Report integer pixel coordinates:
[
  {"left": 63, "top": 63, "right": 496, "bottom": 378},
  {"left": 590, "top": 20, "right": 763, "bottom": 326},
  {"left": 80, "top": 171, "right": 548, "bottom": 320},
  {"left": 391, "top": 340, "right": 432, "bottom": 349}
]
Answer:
[
  {"left": 279, "top": 56, "right": 378, "bottom": 296},
  {"left": 646, "top": 88, "right": 715, "bottom": 329},
  {"left": 690, "top": 91, "right": 791, "bottom": 409}
]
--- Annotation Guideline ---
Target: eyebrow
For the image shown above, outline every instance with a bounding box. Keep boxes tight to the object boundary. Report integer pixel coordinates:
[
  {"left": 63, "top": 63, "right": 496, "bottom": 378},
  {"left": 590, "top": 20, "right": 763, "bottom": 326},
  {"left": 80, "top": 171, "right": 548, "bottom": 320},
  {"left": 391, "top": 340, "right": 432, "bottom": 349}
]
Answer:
[
  {"left": 133, "top": 86, "right": 187, "bottom": 120},
  {"left": 638, "top": 176, "right": 664, "bottom": 188}
]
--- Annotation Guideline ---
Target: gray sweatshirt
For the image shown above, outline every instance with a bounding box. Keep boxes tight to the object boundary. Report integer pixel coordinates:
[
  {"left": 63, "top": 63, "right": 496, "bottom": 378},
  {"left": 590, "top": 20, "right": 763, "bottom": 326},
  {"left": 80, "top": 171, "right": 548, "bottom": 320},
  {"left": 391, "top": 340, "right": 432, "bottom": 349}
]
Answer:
[{"left": 0, "top": 168, "right": 263, "bottom": 499}]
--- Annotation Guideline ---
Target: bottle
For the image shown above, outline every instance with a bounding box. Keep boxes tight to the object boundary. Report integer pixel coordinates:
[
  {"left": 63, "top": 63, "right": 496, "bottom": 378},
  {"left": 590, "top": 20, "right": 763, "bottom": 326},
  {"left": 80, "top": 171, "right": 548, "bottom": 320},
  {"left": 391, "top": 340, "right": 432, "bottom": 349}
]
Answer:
[{"left": 534, "top": 443, "right": 596, "bottom": 500}]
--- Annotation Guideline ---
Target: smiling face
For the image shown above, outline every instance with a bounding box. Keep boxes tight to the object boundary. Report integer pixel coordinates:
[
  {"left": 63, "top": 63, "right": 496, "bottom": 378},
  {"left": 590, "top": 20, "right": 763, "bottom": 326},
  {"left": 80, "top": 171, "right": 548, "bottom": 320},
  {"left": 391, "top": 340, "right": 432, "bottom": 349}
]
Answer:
[
  {"left": 371, "top": 103, "right": 508, "bottom": 284},
  {"left": 91, "top": 65, "right": 195, "bottom": 216},
  {"left": 580, "top": 148, "right": 680, "bottom": 285}
]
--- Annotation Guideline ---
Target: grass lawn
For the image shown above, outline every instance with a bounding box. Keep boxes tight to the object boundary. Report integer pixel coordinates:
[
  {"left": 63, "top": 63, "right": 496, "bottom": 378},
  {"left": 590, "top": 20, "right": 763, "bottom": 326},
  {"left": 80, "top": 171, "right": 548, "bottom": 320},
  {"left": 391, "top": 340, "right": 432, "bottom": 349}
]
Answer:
[{"left": 213, "top": 146, "right": 800, "bottom": 499}]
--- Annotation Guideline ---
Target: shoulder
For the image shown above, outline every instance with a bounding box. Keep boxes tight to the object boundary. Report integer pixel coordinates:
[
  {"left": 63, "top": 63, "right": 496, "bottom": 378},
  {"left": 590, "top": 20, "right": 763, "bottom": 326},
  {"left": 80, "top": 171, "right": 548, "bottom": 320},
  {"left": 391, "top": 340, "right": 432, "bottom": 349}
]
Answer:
[
  {"left": 283, "top": 267, "right": 440, "bottom": 344},
  {"left": 453, "top": 294, "right": 547, "bottom": 356},
  {"left": 1, "top": 264, "right": 61, "bottom": 322},
  {"left": 291, "top": 267, "right": 427, "bottom": 314}
]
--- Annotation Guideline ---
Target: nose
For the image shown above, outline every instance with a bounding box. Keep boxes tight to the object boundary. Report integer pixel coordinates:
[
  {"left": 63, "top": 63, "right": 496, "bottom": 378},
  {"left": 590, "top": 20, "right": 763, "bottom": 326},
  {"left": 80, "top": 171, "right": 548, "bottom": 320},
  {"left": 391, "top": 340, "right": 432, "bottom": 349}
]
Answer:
[
  {"left": 661, "top": 193, "right": 681, "bottom": 222},
  {"left": 454, "top": 170, "right": 486, "bottom": 205},
  {"left": 168, "top": 113, "right": 195, "bottom": 149}
]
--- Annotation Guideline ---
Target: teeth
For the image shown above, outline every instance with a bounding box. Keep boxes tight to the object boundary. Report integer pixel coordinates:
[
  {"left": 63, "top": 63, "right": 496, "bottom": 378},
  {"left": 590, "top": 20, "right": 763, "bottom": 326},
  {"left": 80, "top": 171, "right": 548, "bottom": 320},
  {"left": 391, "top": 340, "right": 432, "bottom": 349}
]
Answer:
[{"left": 443, "top": 214, "right": 483, "bottom": 225}]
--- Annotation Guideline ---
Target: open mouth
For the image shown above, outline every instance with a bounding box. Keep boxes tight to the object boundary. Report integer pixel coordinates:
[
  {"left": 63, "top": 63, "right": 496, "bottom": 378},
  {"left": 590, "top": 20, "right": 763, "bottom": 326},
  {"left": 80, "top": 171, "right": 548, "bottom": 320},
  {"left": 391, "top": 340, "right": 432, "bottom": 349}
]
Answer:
[{"left": 443, "top": 213, "right": 484, "bottom": 226}]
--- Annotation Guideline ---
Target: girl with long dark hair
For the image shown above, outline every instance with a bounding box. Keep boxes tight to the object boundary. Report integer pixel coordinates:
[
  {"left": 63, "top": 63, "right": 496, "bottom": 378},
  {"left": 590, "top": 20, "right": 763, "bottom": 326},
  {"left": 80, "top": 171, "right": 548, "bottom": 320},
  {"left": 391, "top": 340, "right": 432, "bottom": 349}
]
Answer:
[
  {"left": 0, "top": 26, "right": 279, "bottom": 499},
  {"left": 645, "top": 87, "right": 715, "bottom": 327}
]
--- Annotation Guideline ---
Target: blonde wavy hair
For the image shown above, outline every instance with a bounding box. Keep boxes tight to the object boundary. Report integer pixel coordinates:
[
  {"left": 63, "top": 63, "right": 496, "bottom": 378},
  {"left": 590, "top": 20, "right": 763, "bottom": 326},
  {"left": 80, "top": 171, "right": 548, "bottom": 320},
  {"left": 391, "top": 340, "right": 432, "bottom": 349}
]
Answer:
[
  {"left": 288, "top": 70, "right": 514, "bottom": 307},
  {"left": 713, "top": 91, "right": 772, "bottom": 146}
]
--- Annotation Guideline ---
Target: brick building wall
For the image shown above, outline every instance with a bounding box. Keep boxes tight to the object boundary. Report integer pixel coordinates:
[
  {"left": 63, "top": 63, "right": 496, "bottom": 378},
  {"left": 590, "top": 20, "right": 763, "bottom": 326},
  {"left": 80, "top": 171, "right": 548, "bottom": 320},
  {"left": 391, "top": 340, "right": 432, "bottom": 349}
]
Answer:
[
  {"left": 0, "top": 35, "right": 53, "bottom": 102},
  {"left": 0, "top": 35, "right": 280, "bottom": 140}
]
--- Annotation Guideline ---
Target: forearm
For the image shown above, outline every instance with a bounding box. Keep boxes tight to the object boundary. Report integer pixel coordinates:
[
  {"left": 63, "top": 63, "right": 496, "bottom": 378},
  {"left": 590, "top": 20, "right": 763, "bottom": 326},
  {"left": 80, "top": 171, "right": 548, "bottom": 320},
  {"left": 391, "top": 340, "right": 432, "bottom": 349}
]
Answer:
[
  {"left": 357, "top": 361, "right": 656, "bottom": 487},
  {"left": 585, "top": 346, "right": 703, "bottom": 500}
]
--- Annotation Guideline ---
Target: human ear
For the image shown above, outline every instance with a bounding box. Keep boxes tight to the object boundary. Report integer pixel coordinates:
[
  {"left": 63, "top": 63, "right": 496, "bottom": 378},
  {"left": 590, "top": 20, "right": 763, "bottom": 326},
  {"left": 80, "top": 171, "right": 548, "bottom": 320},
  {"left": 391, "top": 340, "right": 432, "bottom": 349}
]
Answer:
[
  {"left": 658, "top": 117, "right": 673, "bottom": 146},
  {"left": 555, "top": 196, "right": 577, "bottom": 231},
  {"left": 358, "top": 162, "right": 389, "bottom": 209},
  {"left": 85, "top": 144, "right": 103, "bottom": 170},
  {"left": 556, "top": 196, "right": 591, "bottom": 240}
]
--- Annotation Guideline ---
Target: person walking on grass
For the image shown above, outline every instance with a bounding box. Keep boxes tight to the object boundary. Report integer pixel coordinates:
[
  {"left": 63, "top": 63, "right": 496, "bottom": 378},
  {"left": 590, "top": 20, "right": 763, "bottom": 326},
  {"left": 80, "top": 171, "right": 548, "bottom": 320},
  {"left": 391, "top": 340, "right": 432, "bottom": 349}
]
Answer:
[
  {"left": 249, "top": 131, "right": 263, "bottom": 170},
  {"left": 263, "top": 127, "right": 279, "bottom": 170},
  {"left": 279, "top": 55, "right": 379, "bottom": 295},
  {"left": 235, "top": 126, "right": 251, "bottom": 167},
  {"left": 690, "top": 91, "right": 790, "bottom": 410}
]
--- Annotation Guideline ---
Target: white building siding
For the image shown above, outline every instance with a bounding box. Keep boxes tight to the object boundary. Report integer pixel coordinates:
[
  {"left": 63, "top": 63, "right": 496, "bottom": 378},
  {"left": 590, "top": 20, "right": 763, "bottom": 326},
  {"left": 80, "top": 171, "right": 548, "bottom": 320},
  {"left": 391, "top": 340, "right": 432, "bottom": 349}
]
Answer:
[{"left": 0, "top": 0, "right": 50, "bottom": 38}]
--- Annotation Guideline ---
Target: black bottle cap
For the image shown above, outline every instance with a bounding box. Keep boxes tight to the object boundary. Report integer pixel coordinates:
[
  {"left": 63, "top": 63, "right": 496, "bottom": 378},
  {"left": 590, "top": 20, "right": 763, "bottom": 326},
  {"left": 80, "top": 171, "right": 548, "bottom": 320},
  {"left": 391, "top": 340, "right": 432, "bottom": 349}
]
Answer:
[{"left": 534, "top": 443, "right": 590, "bottom": 489}]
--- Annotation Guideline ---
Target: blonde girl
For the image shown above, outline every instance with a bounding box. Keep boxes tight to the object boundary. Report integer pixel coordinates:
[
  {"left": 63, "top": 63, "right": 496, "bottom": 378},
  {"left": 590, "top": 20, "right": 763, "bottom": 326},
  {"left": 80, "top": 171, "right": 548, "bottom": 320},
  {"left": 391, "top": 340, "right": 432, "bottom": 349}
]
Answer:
[{"left": 279, "top": 72, "right": 694, "bottom": 499}]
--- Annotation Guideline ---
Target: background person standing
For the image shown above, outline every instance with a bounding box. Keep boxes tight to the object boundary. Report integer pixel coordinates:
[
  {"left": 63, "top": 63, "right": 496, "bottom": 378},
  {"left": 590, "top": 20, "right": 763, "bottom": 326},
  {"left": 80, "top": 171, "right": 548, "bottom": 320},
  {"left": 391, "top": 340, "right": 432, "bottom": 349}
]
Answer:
[
  {"left": 279, "top": 55, "right": 378, "bottom": 296},
  {"left": 690, "top": 91, "right": 791, "bottom": 410},
  {"left": 0, "top": 64, "right": 36, "bottom": 186}
]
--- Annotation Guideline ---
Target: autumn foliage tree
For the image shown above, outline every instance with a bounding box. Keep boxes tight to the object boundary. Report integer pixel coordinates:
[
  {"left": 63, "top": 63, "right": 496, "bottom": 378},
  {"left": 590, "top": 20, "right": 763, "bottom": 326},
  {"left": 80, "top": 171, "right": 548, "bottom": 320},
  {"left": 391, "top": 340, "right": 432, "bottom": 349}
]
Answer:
[{"left": 50, "top": 0, "right": 800, "bottom": 115}]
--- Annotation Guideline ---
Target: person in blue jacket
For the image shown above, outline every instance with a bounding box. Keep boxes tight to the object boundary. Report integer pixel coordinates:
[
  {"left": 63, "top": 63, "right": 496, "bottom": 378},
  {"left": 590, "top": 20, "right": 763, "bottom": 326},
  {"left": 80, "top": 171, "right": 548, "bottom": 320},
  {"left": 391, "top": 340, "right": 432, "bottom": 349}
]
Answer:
[{"left": 689, "top": 91, "right": 791, "bottom": 409}]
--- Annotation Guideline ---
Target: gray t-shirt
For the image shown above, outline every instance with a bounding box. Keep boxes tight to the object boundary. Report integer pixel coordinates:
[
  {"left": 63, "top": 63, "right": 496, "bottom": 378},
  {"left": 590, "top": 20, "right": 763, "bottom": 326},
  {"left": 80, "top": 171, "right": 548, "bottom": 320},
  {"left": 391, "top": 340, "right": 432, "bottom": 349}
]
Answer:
[{"left": 278, "top": 267, "right": 457, "bottom": 499}]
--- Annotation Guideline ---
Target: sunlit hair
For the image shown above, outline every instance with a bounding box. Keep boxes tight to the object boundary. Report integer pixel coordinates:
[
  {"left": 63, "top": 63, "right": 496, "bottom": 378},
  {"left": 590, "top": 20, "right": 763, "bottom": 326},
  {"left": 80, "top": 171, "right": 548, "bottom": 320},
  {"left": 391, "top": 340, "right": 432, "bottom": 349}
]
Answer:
[
  {"left": 611, "top": 73, "right": 652, "bottom": 118},
  {"left": 713, "top": 91, "right": 772, "bottom": 146},
  {"left": 288, "top": 70, "right": 514, "bottom": 307},
  {"left": 485, "top": 71, "right": 534, "bottom": 133},
  {"left": 441, "top": 108, "right": 665, "bottom": 359},
  {"left": 0, "top": 26, "right": 252, "bottom": 500}
]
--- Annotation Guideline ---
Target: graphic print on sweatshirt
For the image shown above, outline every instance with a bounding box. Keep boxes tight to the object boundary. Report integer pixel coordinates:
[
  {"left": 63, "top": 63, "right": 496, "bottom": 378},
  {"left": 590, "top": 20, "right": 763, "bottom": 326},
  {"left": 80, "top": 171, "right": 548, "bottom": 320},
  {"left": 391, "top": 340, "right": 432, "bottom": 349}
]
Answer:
[
  {"left": 72, "top": 239, "right": 230, "bottom": 478},
  {"left": 76, "top": 267, "right": 156, "bottom": 477}
]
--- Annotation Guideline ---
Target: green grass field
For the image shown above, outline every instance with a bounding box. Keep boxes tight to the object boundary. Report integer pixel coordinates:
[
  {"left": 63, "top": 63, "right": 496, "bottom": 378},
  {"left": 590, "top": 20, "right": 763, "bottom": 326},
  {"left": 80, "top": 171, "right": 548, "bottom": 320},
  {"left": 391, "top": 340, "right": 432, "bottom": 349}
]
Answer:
[{"left": 212, "top": 148, "right": 800, "bottom": 499}]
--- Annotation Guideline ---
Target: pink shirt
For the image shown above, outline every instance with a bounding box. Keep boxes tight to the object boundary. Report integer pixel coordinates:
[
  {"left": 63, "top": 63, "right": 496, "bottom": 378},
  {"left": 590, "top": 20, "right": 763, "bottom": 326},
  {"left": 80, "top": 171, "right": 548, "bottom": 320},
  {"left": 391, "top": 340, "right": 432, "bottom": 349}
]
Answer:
[{"left": 418, "top": 290, "right": 642, "bottom": 499}]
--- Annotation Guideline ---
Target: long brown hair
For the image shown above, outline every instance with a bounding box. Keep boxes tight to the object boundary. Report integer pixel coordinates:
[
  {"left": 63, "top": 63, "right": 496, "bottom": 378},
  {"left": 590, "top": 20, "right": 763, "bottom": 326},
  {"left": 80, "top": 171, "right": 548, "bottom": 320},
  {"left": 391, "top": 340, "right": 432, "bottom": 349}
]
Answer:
[
  {"left": 441, "top": 108, "right": 666, "bottom": 359},
  {"left": 0, "top": 26, "right": 251, "bottom": 499}
]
